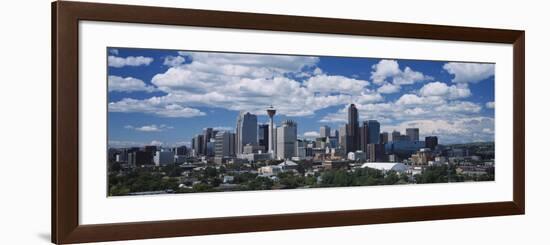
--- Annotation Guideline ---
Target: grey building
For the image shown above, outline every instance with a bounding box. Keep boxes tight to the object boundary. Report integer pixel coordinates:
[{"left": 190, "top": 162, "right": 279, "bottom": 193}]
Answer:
[
  {"left": 406, "top": 128, "right": 420, "bottom": 142},
  {"left": 154, "top": 151, "right": 175, "bottom": 166},
  {"left": 339, "top": 124, "right": 348, "bottom": 153},
  {"left": 276, "top": 120, "right": 297, "bottom": 160},
  {"left": 214, "top": 131, "right": 235, "bottom": 158},
  {"left": 391, "top": 130, "right": 409, "bottom": 142}
]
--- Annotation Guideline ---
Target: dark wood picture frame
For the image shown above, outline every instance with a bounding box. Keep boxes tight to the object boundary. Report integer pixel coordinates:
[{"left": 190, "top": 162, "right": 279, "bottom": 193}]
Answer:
[{"left": 52, "top": 1, "right": 525, "bottom": 244}]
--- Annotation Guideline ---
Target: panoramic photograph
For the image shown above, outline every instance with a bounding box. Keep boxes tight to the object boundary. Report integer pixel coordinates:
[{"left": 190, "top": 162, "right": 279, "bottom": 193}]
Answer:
[{"left": 107, "top": 47, "right": 495, "bottom": 196}]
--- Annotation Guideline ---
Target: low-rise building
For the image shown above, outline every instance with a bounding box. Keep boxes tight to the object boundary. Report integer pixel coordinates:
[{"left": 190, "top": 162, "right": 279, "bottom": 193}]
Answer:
[
  {"left": 258, "top": 165, "right": 283, "bottom": 175},
  {"left": 347, "top": 151, "right": 366, "bottom": 161}
]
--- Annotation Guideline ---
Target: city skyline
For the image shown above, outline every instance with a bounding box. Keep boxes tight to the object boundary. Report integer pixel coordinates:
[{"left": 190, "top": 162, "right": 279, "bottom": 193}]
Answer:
[{"left": 107, "top": 47, "right": 495, "bottom": 147}]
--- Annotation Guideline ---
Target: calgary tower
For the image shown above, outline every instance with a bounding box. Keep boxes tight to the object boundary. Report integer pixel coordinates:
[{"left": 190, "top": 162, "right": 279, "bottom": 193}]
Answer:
[{"left": 266, "top": 105, "right": 276, "bottom": 157}]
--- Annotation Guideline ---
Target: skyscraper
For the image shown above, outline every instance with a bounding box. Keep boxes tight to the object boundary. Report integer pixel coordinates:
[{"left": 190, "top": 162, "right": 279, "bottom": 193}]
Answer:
[
  {"left": 366, "top": 120, "right": 380, "bottom": 145},
  {"left": 192, "top": 134, "right": 204, "bottom": 156},
  {"left": 267, "top": 105, "right": 277, "bottom": 157},
  {"left": 339, "top": 124, "right": 348, "bottom": 153},
  {"left": 236, "top": 112, "right": 258, "bottom": 154},
  {"left": 258, "top": 124, "right": 269, "bottom": 153},
  {"left": 320, "top": 125, "right": 331, "bottom": 138},
  {"left": 203, "top": 128, "right": 214, "bottom": 156},
  {"left": 367, "top": 143, "right": 386, "bottom": 162},
  {"left": 361, "top": 122, "right": 369, "bottom": 153},
  {"left": 406, "top": 128, "right": 420, "bottom": 141},
  {"left": 361, "top": 120, "right": 380, "bottom": 152},
  {"left": 214, "top": 131, "right": 235, "bottom": 158},
  {"left": 235, "top": 111, "right": 243, "bottom": 155},
  {"left": 347, "top": 104, "right": 360, "bottom": 153},
  {"left": 276, "top": 120, "right": 297, "bottom": 159}
]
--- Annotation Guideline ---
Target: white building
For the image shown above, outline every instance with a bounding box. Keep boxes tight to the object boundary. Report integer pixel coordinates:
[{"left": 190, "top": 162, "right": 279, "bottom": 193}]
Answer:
[
  {"left": 258, "top": 165, "right": 283, "bottom": 175},
  {"left": 360, "top": 162, "right": 408, "bottom": 173},
  {"left": 278, "top": 160, "right": 299, "bottom": 171},
  {"left": 154, "top": 151, "right": 175, "bottom": 166},
  {"left": 347, "top": 151, "right": 366, "bottom": 161}
]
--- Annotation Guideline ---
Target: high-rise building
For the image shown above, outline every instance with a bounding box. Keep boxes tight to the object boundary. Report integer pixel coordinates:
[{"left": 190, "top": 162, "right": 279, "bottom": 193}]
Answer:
[
  {"left": 172, "top": 146, "right": 188, "bottom": 156},
  {"left": 425, "top": 136, "right": 438, "bottom": 150},
  {"left": 339, "top": 124, "right": 348, "bottom": 153},
  {"left": 367, "top": 143, "right": 386, "bottom": 162},
  {"left": 295, "top": 139, "right": 312, "bottom": 159},
  {"left": 320, "top": 125, "right": 331, "bottom": 138},
  {"left": 315, "top": 137, "right": 327, "bottom": 149},
  {"left": 276, "top": 120, "right": 297, "bottom": 159},
  {"left": 154, "top": 151, "right": 175, "bottom": 166},
  {"left": 366, "top": 120, "right": 380, "bottom": 144},
  {"left": 327, "top": 136, "right": 338, "bottom": 148},
  {"left": 192, "top": 134, "right": 204, "bottom": 156},
  {"left": 406, "top": 128, "right": 420, "bottom": 141},
  {"left": 347, "top": 104, "right": 360, "bottom": 153},
  {"left": 236, "top": 112, "right": 258, "bottom": 154},
  {"left": 390, "top": 130, "right": 409, "bottom": 142},
  {"left": 258, "top": 124, "right": 269, "bottom": 153},
  {"left": 380, "top": 132, "right": 389, "bottom": 144},
  {"left": 331, "top": 129, "right": 339, "bottom": 139},
  {"left": 266, "top": 106, "right": 277, "bottom": 157},
  {"left": 361, "top": 120, "right": 380, "bottom": 152},
  {"left": 203, "top": 128, "right": 214, "bottom": 156},
  {"left": 128, "top": 150, "right": 153, "bottom": 166},
  {"left": 361, "top": 122, "right": 369, "bottom": 153},
  {"left": 214, "top": 131, "right": 235, "bottom": 158},
  {"left": 190, "top": 138, "right": 195, "bottom": 156},
  {"left": 142, "top": 145, "right": 157, "bottom": 164},
  {"left": 235, "top": 111, "right": 243, "bottom": 155}
]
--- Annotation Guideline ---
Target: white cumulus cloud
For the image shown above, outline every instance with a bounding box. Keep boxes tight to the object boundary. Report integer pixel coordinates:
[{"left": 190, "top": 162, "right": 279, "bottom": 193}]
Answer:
[
  {"left": 419, "top": 81, "right": 471, "bottom": 99},
  {"left": 124, "top": 124, "right": 173, "bottom": 132},
  {"left": 112, "top": 51, "right": 380, "bottom": 118},
  {"left": 163, "top": 55, "right": 186, "bottom": 67},
  {"left": 108, "top": 75, "right": 156, "bottom": 92},
  {"left": 443, "top": 62, "right": 495, "bottom": 83},
  {"left": 303, "top": 131, "right": 321, "bottom": 138},
  {"left": 109, "top": 97, "right": 206, "bottom": 118},
  {"left": 108, "top": 55, "right": 154, "bottom": 68},
  {"left": 377, "top": 83, "right": 401, "bottom": 94},
  {"left": 370, "top": 59, "right": 431, "bottom": 85}
]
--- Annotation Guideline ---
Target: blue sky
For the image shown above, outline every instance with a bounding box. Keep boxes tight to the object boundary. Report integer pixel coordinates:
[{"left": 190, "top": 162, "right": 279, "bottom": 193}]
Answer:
[{"left": 107, "top": 47, "right": 495, "bottom": 147}]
